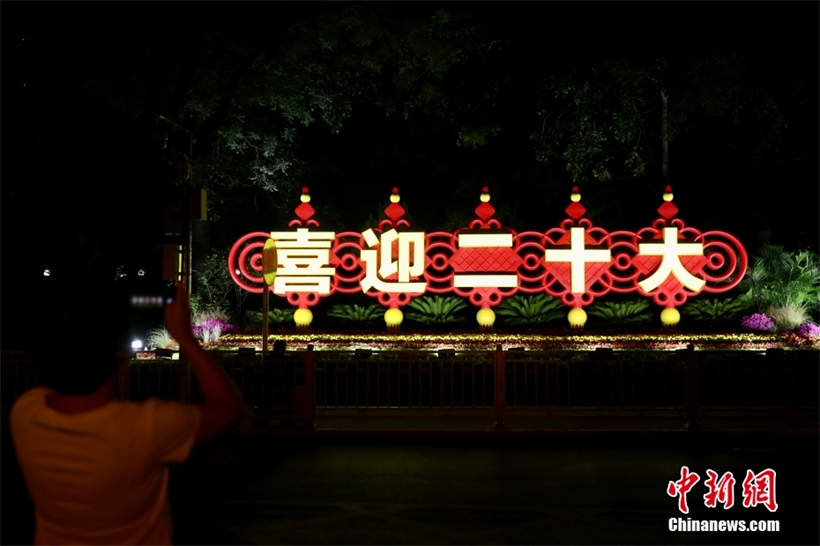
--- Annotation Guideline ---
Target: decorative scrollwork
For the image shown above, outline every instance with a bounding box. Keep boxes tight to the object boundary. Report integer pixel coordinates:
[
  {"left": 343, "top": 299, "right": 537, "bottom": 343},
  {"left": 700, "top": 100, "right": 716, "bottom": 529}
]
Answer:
[{"left": 227, "top": 231, "right": 271, "bottom": 294}]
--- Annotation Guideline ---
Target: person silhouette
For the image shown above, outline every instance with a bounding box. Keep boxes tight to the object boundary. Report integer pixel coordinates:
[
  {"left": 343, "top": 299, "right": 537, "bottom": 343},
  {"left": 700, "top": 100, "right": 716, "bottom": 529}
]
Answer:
[{"left": 11, "top": 282, "right": 243, "bottom": 545}]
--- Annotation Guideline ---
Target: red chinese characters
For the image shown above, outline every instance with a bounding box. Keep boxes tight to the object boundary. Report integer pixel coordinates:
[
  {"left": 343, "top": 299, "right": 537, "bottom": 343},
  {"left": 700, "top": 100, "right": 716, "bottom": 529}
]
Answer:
[
  {"left": 703, "top": 469, "right": 736, "bottom": 510},
  {"left": 667, "top": 466, "right": 701, "bottom": 514},
  {"left": 667, "top": 466, "right": 778, "bottom": 513},
  {"left": 742, "top": 468, "right": 778, "bottom": 512}
]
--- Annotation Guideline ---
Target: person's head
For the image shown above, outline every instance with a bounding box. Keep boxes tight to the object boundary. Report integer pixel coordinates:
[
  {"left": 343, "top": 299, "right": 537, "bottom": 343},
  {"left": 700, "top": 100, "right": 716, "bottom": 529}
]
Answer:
[{"left": 35, "top": 238, "right": 131, "bottom": 395}]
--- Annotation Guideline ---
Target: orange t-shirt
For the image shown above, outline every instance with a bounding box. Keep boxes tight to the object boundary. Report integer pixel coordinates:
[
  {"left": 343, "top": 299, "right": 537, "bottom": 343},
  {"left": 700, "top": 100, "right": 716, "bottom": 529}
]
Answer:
[{"left": 11, "top": 387, "right": 201, "bottom": 545}]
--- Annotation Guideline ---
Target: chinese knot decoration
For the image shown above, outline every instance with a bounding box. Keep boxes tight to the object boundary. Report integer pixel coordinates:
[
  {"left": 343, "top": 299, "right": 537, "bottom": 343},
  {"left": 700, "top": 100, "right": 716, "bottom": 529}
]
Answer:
[{"left": 228, "top": 185, "right": 747, "bottom": 328}]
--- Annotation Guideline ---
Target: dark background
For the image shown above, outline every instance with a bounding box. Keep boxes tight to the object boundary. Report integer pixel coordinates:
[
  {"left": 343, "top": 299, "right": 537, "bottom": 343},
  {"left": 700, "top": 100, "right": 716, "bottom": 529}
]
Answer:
[{"left": 2, "top": 1, "right": 818, "bottom": 344}]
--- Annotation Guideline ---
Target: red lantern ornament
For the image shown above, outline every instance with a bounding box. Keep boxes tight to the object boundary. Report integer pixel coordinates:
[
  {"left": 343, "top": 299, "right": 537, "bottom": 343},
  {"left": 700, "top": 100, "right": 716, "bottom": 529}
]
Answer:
[
  {"left": 357, "top": 188, "right": 426, "bottom": 327},
  {"left": 448, "top": 187, "right": 520, "bottom": 326},
  {"left": 540, "top": 186, "right": 613, "bottom": 327},
  {"left": 631, "top": 186, "right": 747, "bottom": 325}
]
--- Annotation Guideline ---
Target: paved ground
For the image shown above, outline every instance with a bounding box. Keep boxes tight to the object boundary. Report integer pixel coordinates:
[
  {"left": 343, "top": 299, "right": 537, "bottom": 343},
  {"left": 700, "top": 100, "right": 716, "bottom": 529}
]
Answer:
[
  {"left": 4, "top": 428, "right": 818, "bottom": 545},
  {"left": 169, "top": 432, "right": 816, "bottom": 545}
]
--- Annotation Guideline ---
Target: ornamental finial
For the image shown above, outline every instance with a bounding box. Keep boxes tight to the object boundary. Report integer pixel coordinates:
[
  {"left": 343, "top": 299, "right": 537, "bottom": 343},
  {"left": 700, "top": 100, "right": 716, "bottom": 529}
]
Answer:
[
  {"left": 385, "top": 187, "right": 405, "bottom": 221},
  {"left": 294, "top": 186, "right": 316, "bottom": 222},
  {"left": 565, "top": 185, "right": 586, "bottom": 219},
  {"left": 475, "top": 186, "right": 495, "bottom": 220},
  {"left": 658, "top": 185, "right": 678, "bottom": 219}
]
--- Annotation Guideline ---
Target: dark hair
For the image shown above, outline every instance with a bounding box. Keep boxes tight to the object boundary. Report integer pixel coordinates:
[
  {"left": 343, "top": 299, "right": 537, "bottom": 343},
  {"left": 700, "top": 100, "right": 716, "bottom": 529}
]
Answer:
[
  {"left": 39, "top": 298, "right": 130, "bottom": 395},
  {"left": 34, "top": 241, "right": 132, "bottom": 395}
]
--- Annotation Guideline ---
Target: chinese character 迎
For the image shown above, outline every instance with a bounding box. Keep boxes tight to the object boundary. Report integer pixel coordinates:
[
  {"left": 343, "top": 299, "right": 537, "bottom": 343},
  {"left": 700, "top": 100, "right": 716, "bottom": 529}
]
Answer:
[{"left": 360, "top": 228, "right": 426, "bottom": 293}]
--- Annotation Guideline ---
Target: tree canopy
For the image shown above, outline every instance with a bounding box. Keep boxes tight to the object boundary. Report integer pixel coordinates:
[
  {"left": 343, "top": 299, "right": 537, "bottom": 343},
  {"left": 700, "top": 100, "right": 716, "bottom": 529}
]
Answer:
[{"left": 3, "top": 1, "right": 818, "bottom": 250}]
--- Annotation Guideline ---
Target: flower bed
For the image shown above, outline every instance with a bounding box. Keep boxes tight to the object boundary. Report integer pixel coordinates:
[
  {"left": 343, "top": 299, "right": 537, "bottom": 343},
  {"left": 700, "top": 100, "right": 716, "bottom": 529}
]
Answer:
[{"left": 214, "top": 332, "right": 788, "bottom": 352}]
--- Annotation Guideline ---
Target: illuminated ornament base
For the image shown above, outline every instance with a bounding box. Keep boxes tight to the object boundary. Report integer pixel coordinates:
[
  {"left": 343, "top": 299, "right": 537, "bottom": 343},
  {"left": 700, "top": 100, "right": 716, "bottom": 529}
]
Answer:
[
  {"left": 476, "top": 308, "right": 496, "bottom": 328},
  {"left": 384, "top": 307, "right": 403, "bottom": 328},
  {"left": 293, "top": 308, "right": 313, "bottom": 328},
  {"left": 568, "top": 308, "right": 587, "bottom": 329},
  {"left": 661, "top": 307, "right": 681, "bottom": 327}
]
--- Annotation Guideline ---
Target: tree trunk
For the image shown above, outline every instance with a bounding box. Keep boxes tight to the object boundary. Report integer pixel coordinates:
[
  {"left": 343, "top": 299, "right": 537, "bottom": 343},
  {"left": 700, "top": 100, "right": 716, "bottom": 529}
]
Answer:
[{"left": 660, "top": 88, "right": 669, "bottom": 183}]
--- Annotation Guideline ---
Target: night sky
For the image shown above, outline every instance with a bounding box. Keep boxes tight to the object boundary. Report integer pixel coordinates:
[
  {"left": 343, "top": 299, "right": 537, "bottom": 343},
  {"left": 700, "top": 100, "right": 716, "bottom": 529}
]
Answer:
[{"left": 1, "top": 1, "right": 818, "bottom": 341}]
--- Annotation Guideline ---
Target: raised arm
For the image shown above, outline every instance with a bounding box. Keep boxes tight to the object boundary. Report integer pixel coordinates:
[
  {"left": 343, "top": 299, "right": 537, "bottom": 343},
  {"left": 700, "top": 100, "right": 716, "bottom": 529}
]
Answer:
[{"left": 164, "top": 283, "right": 244, "bottom": 445}]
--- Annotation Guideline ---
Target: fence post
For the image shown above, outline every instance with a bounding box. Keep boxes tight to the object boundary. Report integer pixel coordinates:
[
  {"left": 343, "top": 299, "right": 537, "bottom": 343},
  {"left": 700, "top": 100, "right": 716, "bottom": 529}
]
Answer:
[
  {"left": 292, "top": 344, "right": 316, "bottom": 428},
  {"left": 494, "top": 344, "right": 506, "bottom": 430},
  {"left": 681, "top": 344, "right": 699, "bottom": 431}
]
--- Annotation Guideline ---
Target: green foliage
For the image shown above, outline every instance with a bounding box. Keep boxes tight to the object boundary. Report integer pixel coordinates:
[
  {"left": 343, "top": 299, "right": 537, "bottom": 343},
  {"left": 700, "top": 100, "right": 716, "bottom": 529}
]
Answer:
[
  {"left": 456, "top": 125, "right": 502, "bottom": 149},
  {"left": 183, "top": 5, "right": 490, "bottom": 196},
  {"left": 327, "top": 304, "right": 384, "bottom": 323},
  {"left": 192, "top": 249, "right": 246, "bottom": 316},
  {"left": 740, "top": 245, "right": 820, "bottom": 315},
  {"left": 531, "top": 60, "right": 652, "bottom": 183},
  {"left": 495, "top": 295, "right": 564, "bottom": 326},
  {"left": 766, "top": 305, "right": 809, "bottom": 331},
  {"left": 531, "top": 55, "right": 787, "bottom": 184},
  {"left": 587, "top": 299, "right": 653, "bottom": 325},
  {"left": 406, "top": 296, "right": 468, "bottom": 325},
  {"left": 681, "top": 297, "right": 753, "bottom": 323},
  {"left": 245, "top": 307, "right": 296, "bottom": 327}
]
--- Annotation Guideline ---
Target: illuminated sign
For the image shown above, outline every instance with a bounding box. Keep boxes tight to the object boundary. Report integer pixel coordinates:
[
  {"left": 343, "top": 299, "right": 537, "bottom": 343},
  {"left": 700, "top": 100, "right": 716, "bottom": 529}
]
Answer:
[{"left": 229, "top": 185, "right": 747, "bottom": 328}]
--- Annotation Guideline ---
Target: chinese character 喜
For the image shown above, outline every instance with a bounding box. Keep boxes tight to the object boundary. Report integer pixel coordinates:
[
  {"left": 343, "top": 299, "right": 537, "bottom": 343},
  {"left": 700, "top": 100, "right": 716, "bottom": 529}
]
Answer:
[{"left": 269, "top": 228, "right": 336, "bottom": 294}]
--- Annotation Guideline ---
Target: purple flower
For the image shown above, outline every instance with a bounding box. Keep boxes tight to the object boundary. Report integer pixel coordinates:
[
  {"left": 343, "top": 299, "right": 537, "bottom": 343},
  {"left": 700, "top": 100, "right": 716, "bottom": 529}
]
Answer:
[
  {"left": 192, "top": 317, "right": 236, "bottom": 343},
  {"left": 741, "top": 313, "right": 775, "bottom": 332},
  {"left": 794, "top": 322, "right": 820, "bottom": 339}
]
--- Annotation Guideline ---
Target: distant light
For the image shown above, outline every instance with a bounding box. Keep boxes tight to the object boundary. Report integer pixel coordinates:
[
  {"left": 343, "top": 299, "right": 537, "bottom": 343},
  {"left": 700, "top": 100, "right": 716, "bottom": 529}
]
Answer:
[
  {"left": 131, "top": 339, "right": 144, "bottom": 350},
  {"left": 118, "top": 273, "right": 128, "bottom": 279},
  {"left": 137, "top": 269, "right": 146, "bottom": 277},
  {"left": 42, "top": 269, "right": 51, "bottom": 277}
]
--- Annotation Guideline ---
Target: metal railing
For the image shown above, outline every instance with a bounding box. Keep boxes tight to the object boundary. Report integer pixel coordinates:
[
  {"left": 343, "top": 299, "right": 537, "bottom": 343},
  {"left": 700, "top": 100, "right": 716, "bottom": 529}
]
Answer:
[{"left": 3, "top": 347, "right": 817, "bottom": 431}]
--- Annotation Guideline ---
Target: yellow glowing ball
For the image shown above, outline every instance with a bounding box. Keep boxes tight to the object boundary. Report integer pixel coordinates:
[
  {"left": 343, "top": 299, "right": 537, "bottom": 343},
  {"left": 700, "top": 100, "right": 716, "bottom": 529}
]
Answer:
[
  {"left": 476, "top": 307, "right": 496, "bottom": 327},
  {"left": 567, "top": 307, "right": 587, "bottom": 328},
  {"left": 300, "top": 193, "right": 311, "bottom": 203},
  {"left": 384, "top": 307, "right": 403, "bottom": 327},
  {"left": 570, "top": 193, "right": 581, "bottom": 203},
  {"left": 660, "top": 307, "right": 680, "bottom": 326},
  {"left": 480, "top": 193, "right": 491, "bottom": 203},
  {"left": 390, "top": 194, "right": 401, "bottom": 203},
  {"left": 293, "top": 308, "right": 313, "bottom": 327},
  {"left": 262, "top": 238, "right": 277, "bottom": 286},
  {"left": 663, "top": 192, "right": 674, "bottom": 202}
]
